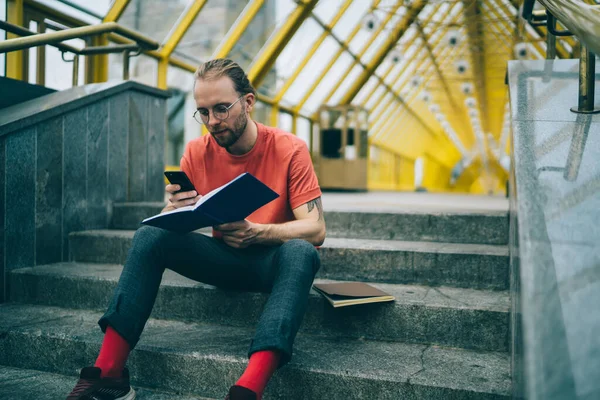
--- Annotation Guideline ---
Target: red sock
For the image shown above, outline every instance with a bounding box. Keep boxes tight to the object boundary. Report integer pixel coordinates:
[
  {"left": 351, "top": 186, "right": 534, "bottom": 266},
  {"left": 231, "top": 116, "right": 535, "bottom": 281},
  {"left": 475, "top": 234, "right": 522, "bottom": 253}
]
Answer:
[
  {"left": 94, "top": 325, "right": 131, "bottom": 378},
  {"left": 235, "top": 350, "right": 281, "bottom": 400}
]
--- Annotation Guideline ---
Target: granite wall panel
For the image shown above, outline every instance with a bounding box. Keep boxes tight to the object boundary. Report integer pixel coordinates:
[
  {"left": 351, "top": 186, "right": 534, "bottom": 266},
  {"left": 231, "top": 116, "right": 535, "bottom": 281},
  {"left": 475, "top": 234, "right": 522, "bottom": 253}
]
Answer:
[
  {"left": 87, "top": 101, "right": 109, "bottom": 229},
  {"left": 0, "top": 138, "right": 5, "bottom": 302},
  {"left": 35, "top": 117, "right": 63, "bottom": 265},
  {"left": 108, "top": 93, "right": 129, "bottom": 204},
  {"left": 147, "top": 97, "right": 165, "bottom": 201},
  {"left": 128, "top": 92, "right": 148, "bottom": 202},
  {"left": 5, "top": 128, "right": 36, "bottom": 271},
  {"left": 63, "top": 108, "right": 88, "bottom": 260}
]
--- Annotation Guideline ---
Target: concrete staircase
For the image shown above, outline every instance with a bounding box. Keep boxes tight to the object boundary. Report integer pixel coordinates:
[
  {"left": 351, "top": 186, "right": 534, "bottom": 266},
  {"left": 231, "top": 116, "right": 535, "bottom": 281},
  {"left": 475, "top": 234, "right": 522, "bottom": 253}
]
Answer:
[{"left": 0, "top": 202, "right": 511, "bottom": 399}]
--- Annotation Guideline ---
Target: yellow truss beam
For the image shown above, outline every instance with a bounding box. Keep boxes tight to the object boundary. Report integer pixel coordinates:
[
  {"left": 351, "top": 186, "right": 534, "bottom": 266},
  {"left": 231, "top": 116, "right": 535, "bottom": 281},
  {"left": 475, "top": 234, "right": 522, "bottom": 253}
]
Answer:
[
  {"left": 368, "top": 13, "right": 458, "bottom": 136},
  {"left": 89, "top": 0, "right": 131, "bottom": 83},
  {"left": 339, "top": 0, "right": 426, "bottom": 105},
  {"left": 6, "top": 0, "right": 24, "bottom": 80},
  {"left": 358, "top": 2, "right": 447, "bottom": 107},
  {"left": 462, "top": 0, "right": 489, "bottom": 133},
  {"left": 320, "top": 0, "right": 404, "bottom": 106},
  {"left": 373, "top": 45, "right": 456, "bottom": 146},
  {"left": 103, "top": 0, "right": 131, "bottom": 22},
  {"left": 273, "top": 0, "right": 354, "bottom": 103},
  {"left": 294, "top": 0, "right": 382, "bottom": 112},
  {"left": 213, "top": 0, "right": 265, "bottom": 59},
  {"left": 161, "top": 0, "right": 209, "bottom": 57},
  {"left": 414, "top": 22, "right": 461, "bottom": 114},
  {"left": 248, "top": 0, "right": 319, "bottom": 87}
]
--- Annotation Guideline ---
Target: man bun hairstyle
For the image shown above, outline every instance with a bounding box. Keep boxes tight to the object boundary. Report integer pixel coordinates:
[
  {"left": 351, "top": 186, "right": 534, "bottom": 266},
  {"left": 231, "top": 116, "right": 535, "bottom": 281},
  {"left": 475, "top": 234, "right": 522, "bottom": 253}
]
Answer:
[{"left": 194, "top": 58, "right": 256, "bottom": 97}]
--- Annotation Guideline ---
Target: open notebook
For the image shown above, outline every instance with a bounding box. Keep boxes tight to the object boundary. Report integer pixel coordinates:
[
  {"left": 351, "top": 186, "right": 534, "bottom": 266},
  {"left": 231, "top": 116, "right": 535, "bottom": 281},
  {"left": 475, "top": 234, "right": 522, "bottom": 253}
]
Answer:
[
  {"left": 142, "top": 172, "right": 279, "bottom": 233},
  {"left": 312, "top": 282, "right": 395, "bottom": 308}
]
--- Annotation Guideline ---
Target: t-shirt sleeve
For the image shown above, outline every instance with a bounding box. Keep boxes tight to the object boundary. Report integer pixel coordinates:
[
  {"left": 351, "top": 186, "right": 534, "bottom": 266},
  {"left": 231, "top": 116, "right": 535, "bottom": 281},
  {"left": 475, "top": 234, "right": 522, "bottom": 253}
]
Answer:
[{"left": 288, "top": 141, "right": 322, "bottom": 210}]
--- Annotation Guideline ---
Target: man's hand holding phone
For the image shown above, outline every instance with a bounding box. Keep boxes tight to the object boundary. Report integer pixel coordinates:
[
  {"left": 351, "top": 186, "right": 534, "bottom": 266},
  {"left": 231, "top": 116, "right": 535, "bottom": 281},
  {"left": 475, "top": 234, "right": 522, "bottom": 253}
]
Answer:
[{"left": 162, "top": 171, "right": 202, "bottom": 213}]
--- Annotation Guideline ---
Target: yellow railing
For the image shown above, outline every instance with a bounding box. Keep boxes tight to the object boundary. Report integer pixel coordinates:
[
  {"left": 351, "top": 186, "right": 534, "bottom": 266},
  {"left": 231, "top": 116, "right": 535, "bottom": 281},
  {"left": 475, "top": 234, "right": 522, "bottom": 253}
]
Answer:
[{"left": 0, "top": 20, "right": 159, "bottom": 85}]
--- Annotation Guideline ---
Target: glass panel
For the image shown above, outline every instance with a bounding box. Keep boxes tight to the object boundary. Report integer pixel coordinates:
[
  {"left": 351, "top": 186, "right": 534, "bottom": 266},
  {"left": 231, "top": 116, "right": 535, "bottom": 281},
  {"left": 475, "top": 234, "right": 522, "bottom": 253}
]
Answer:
[
  {"left": 252, "top": 100, "right": 272, "bottom": 126},
  {"left": 329, "top": 64, "right": 364, "bottom": 105},
  {"left": 108, "top": 53, "right": 157, "bottom": 87},
  {"left": 44, "top": 29, "right": 86, "bottom": 90},
  {"left": 249, "top": 0, "right": 310, "bottom": 94},
  {"left": 297, "top": 117, "right": 310, "bottom": 147},
  {"left": 313, "top": 0, "right": 345, "bottom": 25},
  {"left": 28, "top": 21, "right": 38, "bottom": 84},
  {"left": 361, "top": 12, "right": 402, "bottom": 62},
  {"left": 0, "top": 0, "right": 5, "bottom": 76},
  {"left": 279, "top": 112, "right": 293, "bottom": 133},
  {"left": 365, "top": 86, "right": 386, "bottom": 110},
  {"left": 261, "top": 17, "right": 324, "bottom": 97},
  {"left": 175, "top": 0, "right": 250, "bottom": 63},
  {"left": 348, "top": 29, "right": 371, "bottom": 56},
  {"left": 371, "top": 92, "right": 393, "bottom": 120},
  {"left": 281, "top": 36, "right": 340, "bottom": 106},
  {"left": 354, "top": 76, "right": 379, "bottom": 105},
  {"left": 118, "top": 0, "right": 191, "bottom": 42},
  {"left": 229, "top": 0, "right": 277, "bottom": 71},
  {"left": 301, "top": 52, "right": 353, "bottom": 114},
  {"left": 36, "top": 0, "right": 111, "bottom": 23},
  {"left": 331, "top": 0, "right": 371, "bottom": 38}
]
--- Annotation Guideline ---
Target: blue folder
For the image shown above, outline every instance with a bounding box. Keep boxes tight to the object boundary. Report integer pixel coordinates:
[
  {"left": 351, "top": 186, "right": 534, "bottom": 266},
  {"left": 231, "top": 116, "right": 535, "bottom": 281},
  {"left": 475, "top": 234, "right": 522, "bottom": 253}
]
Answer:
[{"left": 141, "top": 173, "right": 279, "bottom": 233}]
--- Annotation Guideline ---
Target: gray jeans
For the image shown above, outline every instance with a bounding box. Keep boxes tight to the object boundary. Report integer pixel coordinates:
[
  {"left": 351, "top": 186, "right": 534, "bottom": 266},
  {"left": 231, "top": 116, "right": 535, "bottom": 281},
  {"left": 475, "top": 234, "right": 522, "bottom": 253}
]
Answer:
[{"left": 98, "top": 225, "right": 320, "bottom": 367}]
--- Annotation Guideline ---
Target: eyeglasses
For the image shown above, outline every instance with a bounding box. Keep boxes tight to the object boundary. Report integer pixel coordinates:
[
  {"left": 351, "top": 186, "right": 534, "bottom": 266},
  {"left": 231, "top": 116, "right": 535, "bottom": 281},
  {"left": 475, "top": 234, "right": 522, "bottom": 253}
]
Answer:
[{"left": 193, "top": 95, "right": 244, "bottom": 124}]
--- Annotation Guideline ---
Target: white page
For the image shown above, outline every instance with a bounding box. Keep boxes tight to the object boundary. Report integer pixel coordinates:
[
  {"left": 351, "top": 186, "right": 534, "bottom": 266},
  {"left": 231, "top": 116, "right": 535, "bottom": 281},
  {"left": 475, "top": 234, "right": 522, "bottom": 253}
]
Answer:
[{"left": 142, "top": 173, "right": 247, "bottom": 222}]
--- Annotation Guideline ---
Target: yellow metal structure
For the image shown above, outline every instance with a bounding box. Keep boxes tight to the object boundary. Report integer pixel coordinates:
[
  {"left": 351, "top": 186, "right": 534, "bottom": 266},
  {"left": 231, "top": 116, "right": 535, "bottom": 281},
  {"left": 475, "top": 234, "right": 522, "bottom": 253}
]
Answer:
[
  {"left": 213, "top": 0, "right": 265, "bottom": 59},
  {"left": 4, "top": 0, "right": 592, "bottom": 194},
  {"left": 339, "top": 0, "right": 426, "bottom": 105},
  {"left": 247, "top": 0, "right": 319, "bottom": 87},
  {"left": 89, "top": 0, "right": 132, "bottom": 84},
  {"left": 6, "top": 0, "right": 24, "bottom": 80},
  {"left": 273, "top": 0, "right": 353, "bottom": 103}
]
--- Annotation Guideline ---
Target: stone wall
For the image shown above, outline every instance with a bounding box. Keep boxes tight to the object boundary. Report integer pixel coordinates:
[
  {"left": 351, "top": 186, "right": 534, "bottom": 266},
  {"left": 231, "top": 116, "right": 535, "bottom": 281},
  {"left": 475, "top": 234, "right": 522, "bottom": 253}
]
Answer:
[{"left": 0, "top": 81, "right": 169, "bottom": 301}]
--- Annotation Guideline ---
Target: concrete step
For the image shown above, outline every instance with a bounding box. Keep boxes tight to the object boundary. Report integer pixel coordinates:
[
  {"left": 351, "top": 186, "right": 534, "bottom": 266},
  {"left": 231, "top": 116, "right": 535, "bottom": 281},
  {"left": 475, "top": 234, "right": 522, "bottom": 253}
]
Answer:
[
  {"left": 9, "top": 263, "right": 509, "bottom": 352},
  {"left": 0, "top": 304, "right": 511, "bottom": 400},
  {"left": 69, "top": 230, "right": 509, "bottom": 290},
  {"left": 111, "top": 202, "right": 509, "bottom": 245},
  {"left": 0, "top": 365, "right": 212, "bottom": 400}
]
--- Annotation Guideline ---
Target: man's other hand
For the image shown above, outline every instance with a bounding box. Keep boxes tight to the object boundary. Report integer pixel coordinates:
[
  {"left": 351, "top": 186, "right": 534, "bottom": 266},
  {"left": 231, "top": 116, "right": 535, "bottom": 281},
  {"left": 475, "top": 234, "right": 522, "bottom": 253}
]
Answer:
[
  {"left": 214, "top": 220, "right": 262, "bottom": 249},
  {"left": 162, "top": 184, "right": 202, "bottom": 213}
]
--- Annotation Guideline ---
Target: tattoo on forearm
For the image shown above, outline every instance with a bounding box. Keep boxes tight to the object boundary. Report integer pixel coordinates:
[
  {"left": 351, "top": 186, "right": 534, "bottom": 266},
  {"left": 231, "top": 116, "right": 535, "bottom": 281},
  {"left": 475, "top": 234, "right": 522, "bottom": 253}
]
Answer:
[{"left": 306, "top": 198, "right": 323, "bottom": 221}]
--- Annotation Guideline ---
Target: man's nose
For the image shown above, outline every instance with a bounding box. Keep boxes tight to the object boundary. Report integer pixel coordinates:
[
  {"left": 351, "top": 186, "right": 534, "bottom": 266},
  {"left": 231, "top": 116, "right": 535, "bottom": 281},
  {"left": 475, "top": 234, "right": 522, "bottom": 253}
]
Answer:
[{"left": 207, "top": 112, "right": 221, "bottom": 128}]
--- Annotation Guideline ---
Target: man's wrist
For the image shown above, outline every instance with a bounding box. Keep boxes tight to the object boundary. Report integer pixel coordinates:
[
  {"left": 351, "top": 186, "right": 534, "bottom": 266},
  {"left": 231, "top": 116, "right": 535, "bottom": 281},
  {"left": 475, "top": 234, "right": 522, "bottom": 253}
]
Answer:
[{"left": 255, "top": 223, "right": 271, "bottom": 243}]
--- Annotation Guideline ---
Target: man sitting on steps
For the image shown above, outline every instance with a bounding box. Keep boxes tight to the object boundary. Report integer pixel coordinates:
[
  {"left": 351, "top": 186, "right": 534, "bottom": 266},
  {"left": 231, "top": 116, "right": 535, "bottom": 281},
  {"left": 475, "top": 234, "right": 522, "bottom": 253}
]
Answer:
[{"left": 66, "top": 58, "right": 326, "bottom": 400}]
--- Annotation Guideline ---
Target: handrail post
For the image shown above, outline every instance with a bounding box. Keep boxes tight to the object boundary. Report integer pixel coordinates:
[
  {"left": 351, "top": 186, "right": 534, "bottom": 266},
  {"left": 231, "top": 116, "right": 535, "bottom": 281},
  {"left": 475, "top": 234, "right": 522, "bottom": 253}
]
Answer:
[
  {"left": 570, "top": 43, "right": 600, "bottom": 114},
  {"left": 72, "top": 54, "right": 79, "bottom": 86},
  {"left": 122, "top": 50, "right": 130, "bottom": 80},
  {"left": 546, "top": 13, "right": 557, "bottom": 60}
]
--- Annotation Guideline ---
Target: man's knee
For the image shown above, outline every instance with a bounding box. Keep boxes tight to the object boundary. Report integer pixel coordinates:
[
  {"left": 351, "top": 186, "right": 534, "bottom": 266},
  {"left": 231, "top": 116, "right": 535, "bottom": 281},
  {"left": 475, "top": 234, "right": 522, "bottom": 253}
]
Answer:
[
  {"left": 279, "top": 239, "right": 320, "bottom": 275},
  {"left": 132, "top": 225, "right": 173, "bottom": 255}
]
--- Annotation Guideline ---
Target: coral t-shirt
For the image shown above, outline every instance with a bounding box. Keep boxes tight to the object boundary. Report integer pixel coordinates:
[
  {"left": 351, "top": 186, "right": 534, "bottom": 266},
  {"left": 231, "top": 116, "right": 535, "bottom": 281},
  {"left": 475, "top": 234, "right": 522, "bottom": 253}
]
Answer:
[{"left": 180, "top": 122, "right": 322, "bottom": 235}]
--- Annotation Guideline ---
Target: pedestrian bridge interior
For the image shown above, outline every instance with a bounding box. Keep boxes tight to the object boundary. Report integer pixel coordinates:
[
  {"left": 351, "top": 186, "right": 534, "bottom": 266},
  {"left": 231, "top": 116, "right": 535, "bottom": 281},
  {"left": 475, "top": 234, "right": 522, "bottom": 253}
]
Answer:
[{"left": 0, "top": 0, "right": 599, "bottom": 399}]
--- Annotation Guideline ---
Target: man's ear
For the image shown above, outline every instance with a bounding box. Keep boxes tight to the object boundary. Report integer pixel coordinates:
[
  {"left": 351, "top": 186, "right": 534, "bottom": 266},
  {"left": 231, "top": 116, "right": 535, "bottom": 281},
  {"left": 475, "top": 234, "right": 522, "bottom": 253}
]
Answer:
[{"left": 245, "top": 93, "right": 255, "bottom": 113}]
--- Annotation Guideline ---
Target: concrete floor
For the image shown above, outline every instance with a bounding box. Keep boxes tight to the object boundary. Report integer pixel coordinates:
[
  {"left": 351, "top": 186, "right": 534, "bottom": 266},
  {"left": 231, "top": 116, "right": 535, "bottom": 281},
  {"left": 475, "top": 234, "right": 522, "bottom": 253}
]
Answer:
[{"left": 321, "top": 191, "right": 509, "bottom": 213}]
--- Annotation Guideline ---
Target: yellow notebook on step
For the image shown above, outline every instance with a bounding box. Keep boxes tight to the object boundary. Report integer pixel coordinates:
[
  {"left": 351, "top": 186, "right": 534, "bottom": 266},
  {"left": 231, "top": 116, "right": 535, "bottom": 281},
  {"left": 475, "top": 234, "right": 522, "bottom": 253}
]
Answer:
[{"left": 312, "top": 282, "right": 395, "bottom": 308}]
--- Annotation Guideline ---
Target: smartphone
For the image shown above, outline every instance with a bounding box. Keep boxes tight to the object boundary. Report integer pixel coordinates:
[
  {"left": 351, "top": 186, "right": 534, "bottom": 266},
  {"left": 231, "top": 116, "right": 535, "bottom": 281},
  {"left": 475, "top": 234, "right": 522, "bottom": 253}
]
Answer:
[{"left": 164, "top": 171, "right": 196, "bottom": 194}]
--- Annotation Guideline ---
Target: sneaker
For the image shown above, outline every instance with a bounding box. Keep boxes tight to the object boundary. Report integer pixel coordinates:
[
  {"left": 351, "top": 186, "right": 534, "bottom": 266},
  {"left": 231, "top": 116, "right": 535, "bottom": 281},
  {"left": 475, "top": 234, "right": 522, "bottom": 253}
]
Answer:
[
  {"left": 66, "top": 366, "right": 135, "bottom": 400},
  {"left": 225, "top": 385, "right": 257, "bottom": 400}
]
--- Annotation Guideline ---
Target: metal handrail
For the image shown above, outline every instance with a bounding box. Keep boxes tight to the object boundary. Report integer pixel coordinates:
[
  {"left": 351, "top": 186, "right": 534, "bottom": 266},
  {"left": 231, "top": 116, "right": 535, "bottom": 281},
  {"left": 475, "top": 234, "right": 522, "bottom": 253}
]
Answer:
[
  {"left": 0, "top": 20, "right": 159, "bottom": 86},
  {"left": 537, "top": 0, "right": 600, "bottom": 55},
  {"left": 0, "top": 21, "right": 159, "bottom": 54},
  {"left": 525, "top": 0, "right": 600, "bottom": 113}
]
